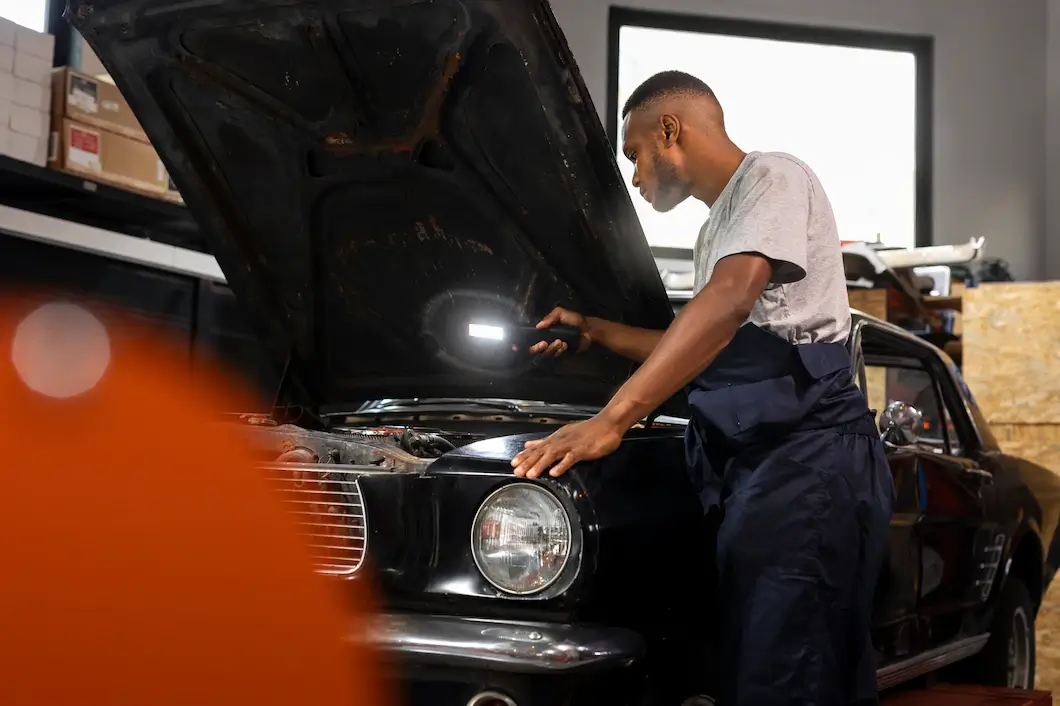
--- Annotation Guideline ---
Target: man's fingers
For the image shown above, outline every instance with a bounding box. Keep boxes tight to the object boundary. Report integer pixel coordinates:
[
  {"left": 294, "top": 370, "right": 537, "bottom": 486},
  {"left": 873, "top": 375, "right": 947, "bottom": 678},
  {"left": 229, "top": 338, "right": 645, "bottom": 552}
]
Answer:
[
  {"left": 527, "top": 444, "right": 572, "bottom": 479},
  {"left": 523, "top": 449, "right": 555, "bottom": 479},
  {"left": 543, "top": 341, "right": 567, "bottom": 357},
  {"left": 512, "top": 446, "right": 538, "bottom": 465},
  {"left": 536, "top": 308, "right": 562, "bottom": 328},
  {"left": 512, "top": 449, "right": 541, "bottom": 477},
  {"left": 548, "top": 451, "right": 578, "bottom": 478},
  {"left": 522, "top": 438, "right": 544, "bottom": 449},
  {"left": 530, "top": 340, "right": 568, "bottom": 357}
]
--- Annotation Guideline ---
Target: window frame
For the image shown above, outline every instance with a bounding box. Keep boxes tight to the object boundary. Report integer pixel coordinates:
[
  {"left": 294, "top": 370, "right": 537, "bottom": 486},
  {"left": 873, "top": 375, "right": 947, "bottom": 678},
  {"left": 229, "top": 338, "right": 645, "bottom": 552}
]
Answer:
[
  {"left": 869, "top": 356, "right": 953, "bottom": 455},
  {"left": 606, "top": 8, "right": 935, "bottom": 247},
  {"left": 853, "top": 318, "right": 981, "bottom": 458}
]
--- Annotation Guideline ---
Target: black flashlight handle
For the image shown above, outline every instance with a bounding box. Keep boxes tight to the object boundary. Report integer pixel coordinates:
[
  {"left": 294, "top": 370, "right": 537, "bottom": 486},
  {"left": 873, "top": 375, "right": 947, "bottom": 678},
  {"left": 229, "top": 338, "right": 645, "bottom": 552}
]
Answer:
[{"left": 515, "top": 324, "right": 582, "bottom": 350}]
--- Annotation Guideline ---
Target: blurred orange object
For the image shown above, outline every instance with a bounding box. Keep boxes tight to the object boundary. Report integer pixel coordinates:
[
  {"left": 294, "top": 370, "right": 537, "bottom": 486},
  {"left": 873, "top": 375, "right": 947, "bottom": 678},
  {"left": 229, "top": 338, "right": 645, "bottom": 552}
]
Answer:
[{"left": 0, "top": 296, "right": 387, "bottom": 706}]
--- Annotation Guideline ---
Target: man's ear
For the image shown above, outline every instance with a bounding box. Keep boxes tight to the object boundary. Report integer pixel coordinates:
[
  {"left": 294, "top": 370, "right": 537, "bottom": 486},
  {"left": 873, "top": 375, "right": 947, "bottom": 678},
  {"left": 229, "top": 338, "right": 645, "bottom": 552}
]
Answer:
[{"left": 659, "top": 114, "right": 681, "bottom": 147}]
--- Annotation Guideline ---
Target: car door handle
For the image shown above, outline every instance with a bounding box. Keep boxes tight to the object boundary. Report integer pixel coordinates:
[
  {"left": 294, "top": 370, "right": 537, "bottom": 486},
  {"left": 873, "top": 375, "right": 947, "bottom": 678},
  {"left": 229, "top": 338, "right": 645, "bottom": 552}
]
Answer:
[{"left": 961, "top": 467, "right": 993, "bottom": 485}]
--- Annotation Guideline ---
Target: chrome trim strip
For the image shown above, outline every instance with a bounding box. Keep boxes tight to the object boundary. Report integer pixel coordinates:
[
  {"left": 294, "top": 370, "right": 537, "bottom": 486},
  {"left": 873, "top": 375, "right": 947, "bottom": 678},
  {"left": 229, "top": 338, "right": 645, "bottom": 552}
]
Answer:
[
  {"left": 352, "top": 613, "right": 644, "bottom": 673},
  {"left": 467, "top": 692, "right": 517, "bottom": 706},
  {"left": 0, "top": 204, "right": 227, "bottom": 283},
  {"left": 876, "top": 634, "right": 990, "bottom": 691},
  {"left": 359, "top": 612, "right": 986, "bottom": 682}
]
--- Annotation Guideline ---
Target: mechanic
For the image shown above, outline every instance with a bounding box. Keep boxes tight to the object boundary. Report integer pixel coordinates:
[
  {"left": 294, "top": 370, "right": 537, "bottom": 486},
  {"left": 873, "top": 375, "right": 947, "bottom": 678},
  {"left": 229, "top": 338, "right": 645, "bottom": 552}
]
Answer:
[{"left": 510, "top": 70, "right": 896, "bottom": 706}]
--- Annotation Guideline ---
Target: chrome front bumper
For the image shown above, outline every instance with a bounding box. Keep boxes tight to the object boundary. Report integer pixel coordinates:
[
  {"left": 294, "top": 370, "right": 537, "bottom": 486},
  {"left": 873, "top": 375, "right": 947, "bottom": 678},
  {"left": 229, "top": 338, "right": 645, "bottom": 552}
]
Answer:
[{"left": 352, "top": 613, "right": 645, "bottom": 674}]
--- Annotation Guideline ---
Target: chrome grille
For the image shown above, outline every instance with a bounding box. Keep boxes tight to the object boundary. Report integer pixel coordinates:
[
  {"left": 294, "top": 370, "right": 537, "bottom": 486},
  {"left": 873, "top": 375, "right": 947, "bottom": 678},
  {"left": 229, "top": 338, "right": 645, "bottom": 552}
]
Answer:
[{"left": 262, "top": 463, "right": 367, "bottom": 575}]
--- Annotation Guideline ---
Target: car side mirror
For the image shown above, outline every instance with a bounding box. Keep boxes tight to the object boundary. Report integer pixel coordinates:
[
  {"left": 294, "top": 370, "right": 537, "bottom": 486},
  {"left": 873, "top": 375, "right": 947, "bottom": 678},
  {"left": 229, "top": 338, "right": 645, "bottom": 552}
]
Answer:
[{"left": 879, "top": 401, "right": 923, "bottom": 446}]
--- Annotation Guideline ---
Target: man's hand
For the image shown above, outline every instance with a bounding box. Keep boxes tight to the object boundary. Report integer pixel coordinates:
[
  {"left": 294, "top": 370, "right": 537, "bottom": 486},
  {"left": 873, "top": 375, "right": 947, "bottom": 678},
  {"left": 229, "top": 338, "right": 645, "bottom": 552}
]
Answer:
[
  {"left": 528, "top": 307, "right": 592, "bottom": 357},
  {"left": 511, "top": 414, "right": 625, "bottom": 478}
]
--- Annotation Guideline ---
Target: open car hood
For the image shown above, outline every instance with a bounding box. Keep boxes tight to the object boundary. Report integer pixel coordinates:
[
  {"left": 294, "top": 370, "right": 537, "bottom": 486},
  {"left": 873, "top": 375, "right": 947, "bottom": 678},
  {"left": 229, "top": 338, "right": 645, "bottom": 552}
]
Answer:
[{"left": 74, "top": 0, "right": 677, "bottom": 415}]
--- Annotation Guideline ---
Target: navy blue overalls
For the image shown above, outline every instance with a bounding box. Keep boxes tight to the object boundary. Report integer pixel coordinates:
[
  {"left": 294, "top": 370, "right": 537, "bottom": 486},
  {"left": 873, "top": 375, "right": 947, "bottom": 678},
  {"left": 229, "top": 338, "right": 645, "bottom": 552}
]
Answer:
[{"left": 684, "top": 322, "right": 895, "bottom": 706}]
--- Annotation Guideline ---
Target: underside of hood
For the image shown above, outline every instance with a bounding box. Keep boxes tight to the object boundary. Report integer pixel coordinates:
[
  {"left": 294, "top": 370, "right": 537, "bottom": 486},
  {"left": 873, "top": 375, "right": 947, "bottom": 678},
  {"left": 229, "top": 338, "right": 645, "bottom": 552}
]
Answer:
[{"left": 73, "top": 0, "right": 678, "bottom": 416}]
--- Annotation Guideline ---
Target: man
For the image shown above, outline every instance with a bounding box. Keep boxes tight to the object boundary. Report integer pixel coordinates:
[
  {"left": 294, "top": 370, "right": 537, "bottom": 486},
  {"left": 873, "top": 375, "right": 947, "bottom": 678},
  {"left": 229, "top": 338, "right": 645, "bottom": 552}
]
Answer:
[{"left": 510, "top": 70, "right": 895, "bottom": 706}]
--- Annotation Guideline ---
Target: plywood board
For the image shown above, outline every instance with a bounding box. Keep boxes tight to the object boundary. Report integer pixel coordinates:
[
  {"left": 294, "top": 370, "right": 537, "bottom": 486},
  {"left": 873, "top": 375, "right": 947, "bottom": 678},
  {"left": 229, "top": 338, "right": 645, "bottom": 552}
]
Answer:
[
  {"left": 992, "top": 423, "right": 1060, "bottom": 556},
  {"left": 848, "top": 287, "right": 888, "bottom": 321},
  {"left": 849, "top": 288, "right": 888, "bottom": 425},
  {"left": 992, "top": 424, "right": 1060, "bottom": 473},
  {"left": 952, "top": 281, "right": 965, "bottom": 336},
  {"left": 963, "top": 283, "right": 1060, "bottom": 424},
  {"left": 1037, "top": 576, "right": 1060, "bottom": 705}
]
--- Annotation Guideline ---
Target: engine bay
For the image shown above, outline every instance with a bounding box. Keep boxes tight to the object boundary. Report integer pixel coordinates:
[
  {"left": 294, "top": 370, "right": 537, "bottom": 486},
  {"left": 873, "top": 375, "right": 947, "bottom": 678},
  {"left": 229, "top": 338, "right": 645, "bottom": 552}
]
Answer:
[{"left": 234, "top": 413, "right": 583, "bottom": 472}]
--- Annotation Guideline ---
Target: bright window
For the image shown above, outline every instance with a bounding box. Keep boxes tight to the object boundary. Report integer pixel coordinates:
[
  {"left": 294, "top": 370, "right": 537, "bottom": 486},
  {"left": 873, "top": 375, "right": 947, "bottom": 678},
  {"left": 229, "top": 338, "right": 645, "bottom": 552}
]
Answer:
[
  {"left": 1, "top": 0, "right": 48, "bottom": 32},
  {"left": 612, "top": 17, "right": 926, "bottom": 251}
]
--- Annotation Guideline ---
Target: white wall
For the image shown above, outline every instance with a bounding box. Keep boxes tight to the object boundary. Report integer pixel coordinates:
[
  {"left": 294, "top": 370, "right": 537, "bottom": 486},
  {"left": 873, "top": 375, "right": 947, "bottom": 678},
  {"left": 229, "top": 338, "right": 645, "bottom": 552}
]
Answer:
[{"left": 552, "top": 0, "right": 1050, "bottom": 280}]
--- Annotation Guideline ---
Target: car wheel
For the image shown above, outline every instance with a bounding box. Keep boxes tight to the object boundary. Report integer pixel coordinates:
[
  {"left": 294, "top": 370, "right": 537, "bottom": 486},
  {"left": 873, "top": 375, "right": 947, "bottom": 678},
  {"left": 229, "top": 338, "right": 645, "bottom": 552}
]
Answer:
[{"left": 973, "top": 576, "right": 1036, "bottom": 689}]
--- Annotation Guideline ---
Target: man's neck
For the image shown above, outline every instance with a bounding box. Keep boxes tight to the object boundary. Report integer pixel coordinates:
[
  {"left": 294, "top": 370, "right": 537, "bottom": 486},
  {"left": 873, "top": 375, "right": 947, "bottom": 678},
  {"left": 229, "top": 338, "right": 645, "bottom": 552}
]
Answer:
[{"left": 689, "top": 142, "right": 748, "bottom": 207}]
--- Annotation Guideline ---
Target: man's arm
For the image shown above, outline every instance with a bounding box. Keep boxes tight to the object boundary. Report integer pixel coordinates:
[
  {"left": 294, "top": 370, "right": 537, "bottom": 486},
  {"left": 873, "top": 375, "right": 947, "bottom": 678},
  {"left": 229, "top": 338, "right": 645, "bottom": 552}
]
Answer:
[
  {"left": 512, "top": 157, "right": 813, "bottom": 479},
  {"left": 598, "top": 254, "right": 771, "bottom": 429},
  {"left": 512, "top": 254, "right": 771, "bottom": 479},
  {"left": 584, "top": 317, "right": 664, "bottom": 363},
  {"left": 530, "top": 307, "right": 663, "bottom": 363},
  {"left": 598, "top": 159, "right": 812, "bottom": 427}
]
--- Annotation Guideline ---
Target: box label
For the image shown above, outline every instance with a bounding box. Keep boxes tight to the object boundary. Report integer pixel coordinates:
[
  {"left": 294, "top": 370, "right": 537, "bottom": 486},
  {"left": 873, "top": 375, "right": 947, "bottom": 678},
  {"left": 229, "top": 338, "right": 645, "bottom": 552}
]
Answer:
[
  {"left": 68, "top": 126, "right": 101, "bottom": 172},
  {"left": 69, "top": 75, "right": 99, "bottom": 114}
]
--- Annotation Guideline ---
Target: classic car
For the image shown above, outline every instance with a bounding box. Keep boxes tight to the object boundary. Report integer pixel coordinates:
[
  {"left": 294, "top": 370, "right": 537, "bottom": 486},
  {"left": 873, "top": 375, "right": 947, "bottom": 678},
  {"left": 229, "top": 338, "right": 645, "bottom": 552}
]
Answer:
[{"left": 74, "top": 0, "right": 1060, "bottom": 703}]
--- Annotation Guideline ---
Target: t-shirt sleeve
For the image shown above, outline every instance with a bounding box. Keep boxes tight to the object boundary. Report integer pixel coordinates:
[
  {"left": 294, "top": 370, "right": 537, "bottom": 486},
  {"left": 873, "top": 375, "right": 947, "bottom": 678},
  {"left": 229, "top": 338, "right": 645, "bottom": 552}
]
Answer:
[{"left": 712, "top": 159, "right": 812, "bottom": 285}]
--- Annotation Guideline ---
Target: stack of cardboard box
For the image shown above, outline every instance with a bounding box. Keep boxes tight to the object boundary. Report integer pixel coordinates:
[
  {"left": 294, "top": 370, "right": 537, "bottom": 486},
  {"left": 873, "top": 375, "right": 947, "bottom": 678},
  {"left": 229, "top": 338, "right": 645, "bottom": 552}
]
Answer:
[
  {"left": 0, "top": 18, "right": 54, "bottom": 166},
  {"left": 0, "top": 18, "right": 180, "bottom": 204},
  {"left": 49, "top": 67, "right": 182, "bottom": 204}
]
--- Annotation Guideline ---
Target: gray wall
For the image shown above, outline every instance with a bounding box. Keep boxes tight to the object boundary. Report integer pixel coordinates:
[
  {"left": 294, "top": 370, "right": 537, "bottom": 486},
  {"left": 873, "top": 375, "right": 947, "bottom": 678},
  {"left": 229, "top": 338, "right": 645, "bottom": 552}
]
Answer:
[
  {"left": 552, "top": 0, "right": 1050, "bottom": 280},
  {"left": 1049, "top": 0, "right": 1060, "bottom": 281}
]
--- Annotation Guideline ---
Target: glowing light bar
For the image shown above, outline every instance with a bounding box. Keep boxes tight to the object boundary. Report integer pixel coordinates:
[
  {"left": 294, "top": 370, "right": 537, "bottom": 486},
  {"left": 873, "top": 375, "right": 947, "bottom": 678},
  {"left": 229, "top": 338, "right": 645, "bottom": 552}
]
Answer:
[{"left": 468, "top": 323, "right": 505, "bottom": 341}]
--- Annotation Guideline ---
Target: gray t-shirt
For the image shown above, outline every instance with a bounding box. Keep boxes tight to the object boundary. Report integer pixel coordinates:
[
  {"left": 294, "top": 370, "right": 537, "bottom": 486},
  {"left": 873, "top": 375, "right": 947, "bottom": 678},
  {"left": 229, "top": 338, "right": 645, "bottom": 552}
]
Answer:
[{"left": 693, "top": 151, "right": 850, "bottom": 344}]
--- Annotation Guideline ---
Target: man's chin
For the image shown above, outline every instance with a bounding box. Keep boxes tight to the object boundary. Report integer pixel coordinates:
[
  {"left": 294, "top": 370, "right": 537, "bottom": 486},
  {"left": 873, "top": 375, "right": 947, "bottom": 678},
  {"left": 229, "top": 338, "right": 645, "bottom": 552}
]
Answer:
[{"left": 651, "top": 194, "right": 689, "bottom": 212}]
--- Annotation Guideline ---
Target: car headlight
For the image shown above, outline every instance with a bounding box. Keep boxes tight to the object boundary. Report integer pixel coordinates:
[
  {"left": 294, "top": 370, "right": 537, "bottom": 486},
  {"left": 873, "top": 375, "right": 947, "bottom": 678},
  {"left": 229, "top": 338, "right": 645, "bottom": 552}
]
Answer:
[{"left": 471, "top": 483, "right": 573, "bottom": 595}]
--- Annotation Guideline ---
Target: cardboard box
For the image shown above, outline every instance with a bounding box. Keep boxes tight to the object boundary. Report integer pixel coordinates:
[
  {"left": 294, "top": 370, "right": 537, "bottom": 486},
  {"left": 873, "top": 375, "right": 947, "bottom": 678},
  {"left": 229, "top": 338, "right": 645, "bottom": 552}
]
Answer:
[
  {"left": 0, "top": 45, "right": 13, "bottom": 74},
  {"left": 160, "top": 169, "right": 184, "bottom": 204},
  {"left": 9, "top": 103, "right": 46, "bottom": 138},
  {"left": 0, "top": 17, "right": 16, "bottom": 47},
  {"left": 9, "top": 130, "right": 46, "bottom": 166},
  {"left": 14, "top": 51, "right": 50, "bottom": 84},
  {"left": 49, "top": 117, "right": 168, "bottom": 195},
  {"left": 13, "top": 77, "right": 48, "bottom": 110},
  {"left": 75, "top": 35, "right": 108, "bottom": 79},
  {"left": 14, "top": 25, "right": 54, "bottom": 62},
  {"left": 52, "top": 67, "right": 145, "bottom": 142}
]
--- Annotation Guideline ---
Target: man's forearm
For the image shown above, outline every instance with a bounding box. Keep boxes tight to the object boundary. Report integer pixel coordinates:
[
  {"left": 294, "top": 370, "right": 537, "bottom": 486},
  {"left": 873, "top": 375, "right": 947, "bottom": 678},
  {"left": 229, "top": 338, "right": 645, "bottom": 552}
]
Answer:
[
  {"left": 585, "top": 317, "right": 664, "bottom": 363},
  {"left": 597, "top": 254, "right": 773, "bottom": 430}
]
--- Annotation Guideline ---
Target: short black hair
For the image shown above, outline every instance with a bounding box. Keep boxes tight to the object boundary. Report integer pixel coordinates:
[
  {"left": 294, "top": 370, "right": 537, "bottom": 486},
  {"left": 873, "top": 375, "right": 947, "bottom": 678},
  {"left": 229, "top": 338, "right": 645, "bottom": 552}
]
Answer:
[{"left": 621, "top": 70, "right": 715, "bottom": 118}]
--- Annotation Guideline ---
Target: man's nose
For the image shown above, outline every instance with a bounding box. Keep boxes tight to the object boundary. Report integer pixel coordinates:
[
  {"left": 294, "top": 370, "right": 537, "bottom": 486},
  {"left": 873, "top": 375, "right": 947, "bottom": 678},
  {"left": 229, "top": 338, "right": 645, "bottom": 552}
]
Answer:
[{"left": 631, "top": 171, "right": 639, "bottom": 188}]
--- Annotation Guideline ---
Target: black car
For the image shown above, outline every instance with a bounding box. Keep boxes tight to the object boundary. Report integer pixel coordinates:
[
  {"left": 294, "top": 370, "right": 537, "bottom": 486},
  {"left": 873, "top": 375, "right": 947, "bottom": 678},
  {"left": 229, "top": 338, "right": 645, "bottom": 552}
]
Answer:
[{"left": 77, "top": 0, "right": 1060, "bottom": 704}]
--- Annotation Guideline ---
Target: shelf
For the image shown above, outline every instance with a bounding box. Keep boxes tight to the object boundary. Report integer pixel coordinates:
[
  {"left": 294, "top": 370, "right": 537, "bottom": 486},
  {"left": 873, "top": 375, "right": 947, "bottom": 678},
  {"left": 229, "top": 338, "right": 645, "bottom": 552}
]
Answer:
[
  {"left": 922, "top": 295, "right": 963, "bottom": 312},
  {"left": 0, "top": 154, "right": 206, "bottom": 253}
]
